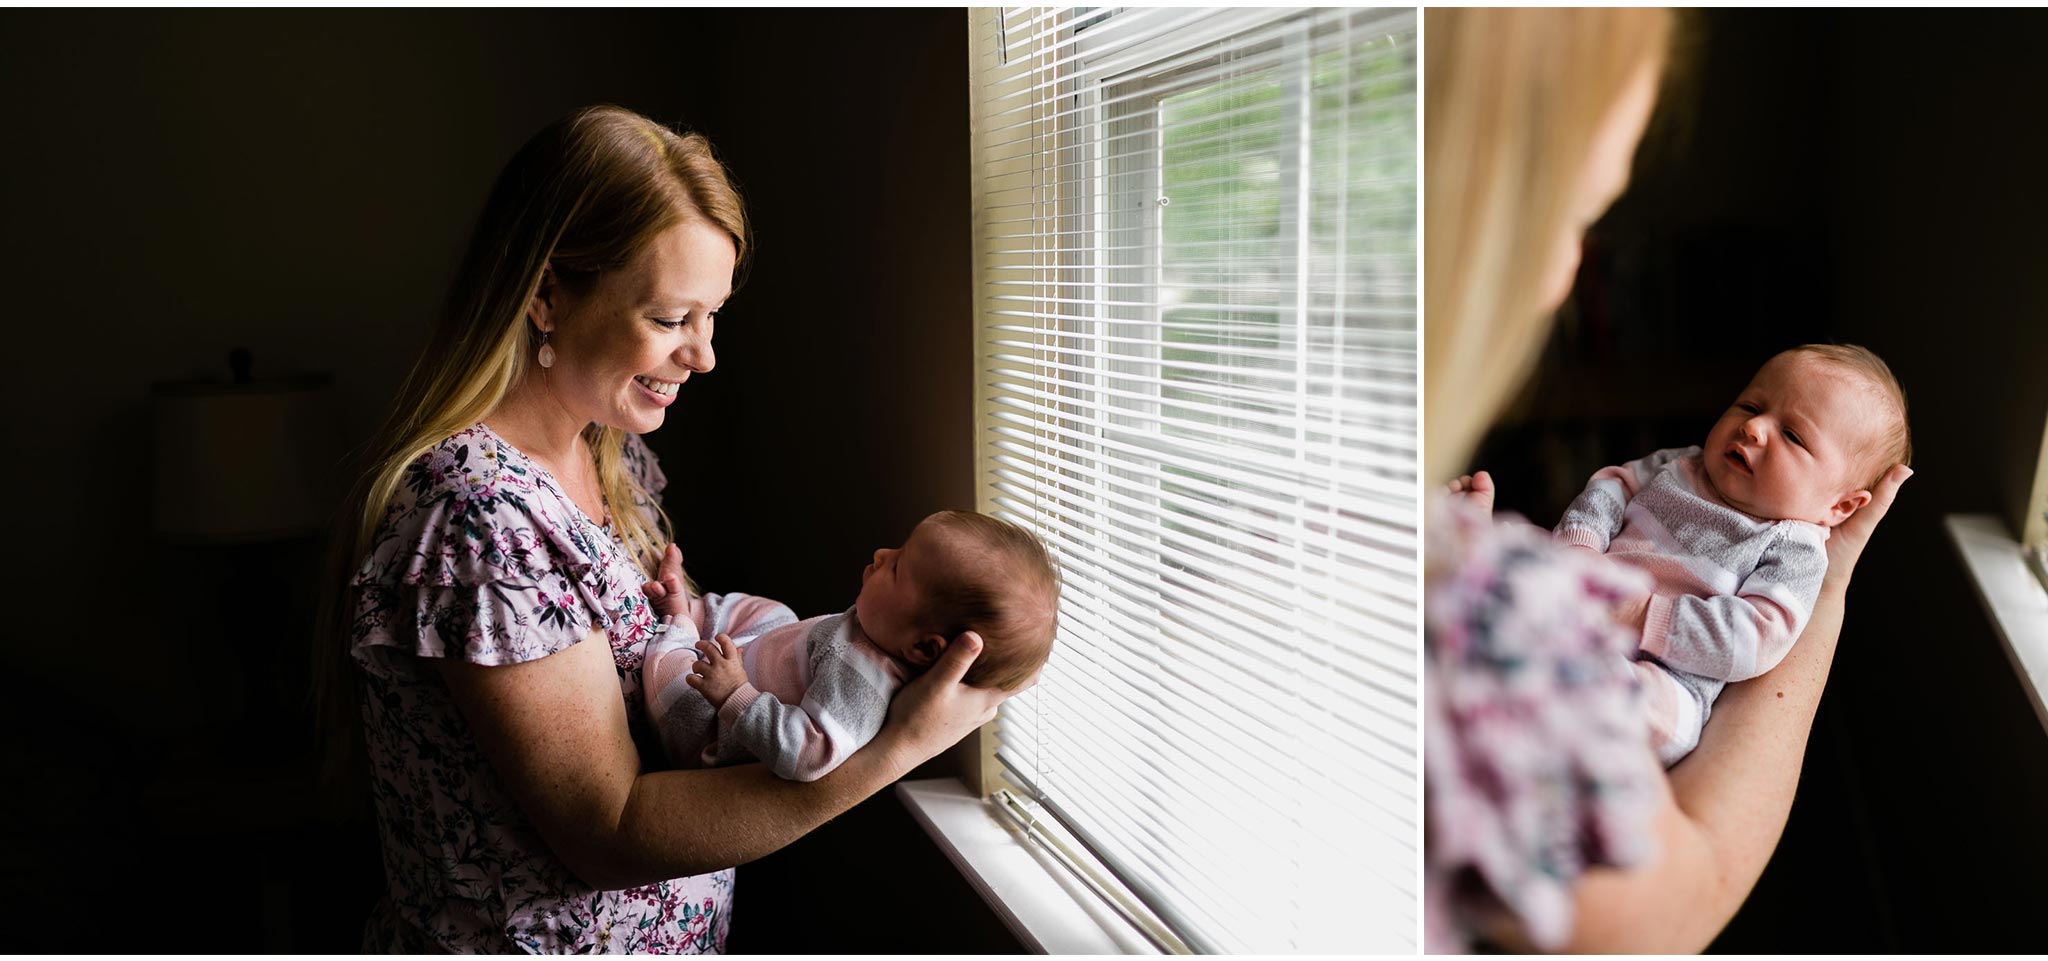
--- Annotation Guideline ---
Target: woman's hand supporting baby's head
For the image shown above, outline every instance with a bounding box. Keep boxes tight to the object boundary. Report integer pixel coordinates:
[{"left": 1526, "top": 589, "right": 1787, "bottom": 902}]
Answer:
[
  {"left": 877, "top": 630, "right": 1017, "bottom": 764},
  {"left": 1821, "top": 463, "right": 1912, "bottom": 594}
]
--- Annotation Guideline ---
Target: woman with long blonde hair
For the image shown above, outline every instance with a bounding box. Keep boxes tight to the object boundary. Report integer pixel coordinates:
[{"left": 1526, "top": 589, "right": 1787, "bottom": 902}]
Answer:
[
  {"left": 1423, "top": 10, "right": 1912, "bottom": 952},
  {"left": 315, "top": 105, "right": 1010, "bottom": 952}
]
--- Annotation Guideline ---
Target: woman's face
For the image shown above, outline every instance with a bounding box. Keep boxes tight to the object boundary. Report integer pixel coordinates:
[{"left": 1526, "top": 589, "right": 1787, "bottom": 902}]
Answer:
[
  {"left": 537, "top": 217, "right": 736, "bottom": 435},
  {"left": 1537, "top": 60, "right": 1663, "bottom": 313}
]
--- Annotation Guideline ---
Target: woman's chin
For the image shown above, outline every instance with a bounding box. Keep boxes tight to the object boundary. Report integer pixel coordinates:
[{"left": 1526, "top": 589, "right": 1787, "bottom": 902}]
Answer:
[
  {"left": 601, "top": 405, "right": 666, "bottom": 436},
  {"left": 618, "top": 391, "right": 672, "bottom": 429}
]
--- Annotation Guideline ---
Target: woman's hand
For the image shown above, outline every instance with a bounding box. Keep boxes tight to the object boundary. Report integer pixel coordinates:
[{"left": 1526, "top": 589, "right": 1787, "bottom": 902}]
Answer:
[
  {"left": 1822, "top": 464, "right": 1912, "bottom": 592},
  {"left": 878, "top": 631, "right": 1019, "bottom": 763}
]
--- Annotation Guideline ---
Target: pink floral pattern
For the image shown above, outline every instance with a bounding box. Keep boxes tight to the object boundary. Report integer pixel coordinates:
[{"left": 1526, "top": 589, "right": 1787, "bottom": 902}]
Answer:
[
  {"left": 1422, "top": 496, "right": 1662, "bottom": 952},
  {"left": 350, "top": 423, "right": 731, "bottom": 953}
]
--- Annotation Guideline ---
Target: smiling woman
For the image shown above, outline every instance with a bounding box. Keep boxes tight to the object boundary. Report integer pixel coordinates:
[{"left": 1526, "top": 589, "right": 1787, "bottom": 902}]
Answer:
[
  {"left": 495, "top": 219, "right": 731, "bottom": 443},
  {"left": 483, "top": 218, "right": 731, "bottom": 521},
  {"left": 311, "top": 104, "right": 1017, "bottom": 953}
]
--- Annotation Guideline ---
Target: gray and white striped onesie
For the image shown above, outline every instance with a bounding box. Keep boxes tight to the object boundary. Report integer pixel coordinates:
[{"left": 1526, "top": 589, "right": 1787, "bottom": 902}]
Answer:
[{"left": 1554, "top": 446, "right": 1829, "bottom": 765}]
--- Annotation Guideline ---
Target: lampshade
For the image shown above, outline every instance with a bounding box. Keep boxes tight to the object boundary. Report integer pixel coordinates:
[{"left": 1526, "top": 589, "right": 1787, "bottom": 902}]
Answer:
[{"left": 151, "top": 369, "right": 342, "bottom": 543}]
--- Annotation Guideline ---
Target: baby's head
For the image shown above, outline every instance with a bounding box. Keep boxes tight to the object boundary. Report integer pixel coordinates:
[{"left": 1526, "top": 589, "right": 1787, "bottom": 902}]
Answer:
[
  {"left": 1700, "top": 344, "right": 1912, "bottom": 527},
  {"left": 853, "top": 510, "right": 1059, "bottom": 691}
]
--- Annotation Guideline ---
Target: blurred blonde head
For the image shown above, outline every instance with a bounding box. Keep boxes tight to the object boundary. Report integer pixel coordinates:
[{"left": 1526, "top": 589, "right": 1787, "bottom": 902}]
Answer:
[{"left": 1424, "top": 8, "right": 1675, "bottom": 483}]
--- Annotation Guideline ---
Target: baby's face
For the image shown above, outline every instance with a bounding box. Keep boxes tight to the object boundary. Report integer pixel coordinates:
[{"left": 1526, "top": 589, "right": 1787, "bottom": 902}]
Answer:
[
  {"left": 1700, "top": 353, "right": 1878, "bottom": 526},
  {"left": 854, "top": 516, "right": 967, "bottom": 664}
]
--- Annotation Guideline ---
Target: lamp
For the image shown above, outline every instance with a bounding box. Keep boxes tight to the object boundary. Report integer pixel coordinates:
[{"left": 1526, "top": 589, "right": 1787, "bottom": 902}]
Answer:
[
  {"left": 151, "top": 348, "right": 343, "bottom": 543},
  {"left": 140, "top": 349, "right": 347, "bottom": 910}
]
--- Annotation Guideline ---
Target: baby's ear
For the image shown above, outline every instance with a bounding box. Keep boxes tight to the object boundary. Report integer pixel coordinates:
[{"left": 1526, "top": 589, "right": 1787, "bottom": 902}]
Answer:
[
  {"left": 909, "top": 634, "right": 950, "bottom": 666},
  {"left": 1827, "top": 489, "right": 1874, "bottom": 527}
]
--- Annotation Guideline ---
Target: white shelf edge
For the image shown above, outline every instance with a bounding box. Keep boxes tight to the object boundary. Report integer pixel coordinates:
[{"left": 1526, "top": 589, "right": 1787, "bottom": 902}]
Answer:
[
  {"left": 1946, "top": 513, "right": 2048, "bottom": 734},
  {"left": 895, "top": 778, "right": 1159, "bottom": 956}
]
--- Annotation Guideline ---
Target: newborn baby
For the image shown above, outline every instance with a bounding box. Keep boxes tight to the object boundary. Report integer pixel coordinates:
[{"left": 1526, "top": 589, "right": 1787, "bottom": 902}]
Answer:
[
  {"left": 1551, "top": 344, "right": 1911, "bottom": 765},
  {"left": 640, "top": 510, "right": 1058, "bottom": 781}
]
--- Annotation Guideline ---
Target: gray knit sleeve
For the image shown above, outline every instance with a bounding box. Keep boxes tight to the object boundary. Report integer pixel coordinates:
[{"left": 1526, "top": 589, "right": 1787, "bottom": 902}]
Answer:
[
  {"left": 1554, "top": 446, "right": 1697, "bottom": 551},
  {"left": 1642, "top": 522, "right": 1828, "bottom": 682},
  {"left": 724, "top": 615, "right": 896, "bottom": 782}
]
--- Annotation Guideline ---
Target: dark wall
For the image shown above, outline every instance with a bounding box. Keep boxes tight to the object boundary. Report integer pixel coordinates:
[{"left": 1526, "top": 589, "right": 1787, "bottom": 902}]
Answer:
[
  {"left": 1473, "top": 9, "right": 2048, "bottom": 952},
  {"left": 679, "top": 9, "right": 999, "bottom": 954},
  {"left": 0, "top": 9, "right": 1006, "bottom": 952},
  {"left": 669, "top": 8, "right": 979, "bottom": 616}
]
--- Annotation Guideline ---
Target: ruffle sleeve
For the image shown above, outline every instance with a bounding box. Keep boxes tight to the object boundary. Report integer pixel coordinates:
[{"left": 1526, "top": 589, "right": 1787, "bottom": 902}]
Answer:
[{"left": 350, "top": 433, "right": 616, "bottom": 670}]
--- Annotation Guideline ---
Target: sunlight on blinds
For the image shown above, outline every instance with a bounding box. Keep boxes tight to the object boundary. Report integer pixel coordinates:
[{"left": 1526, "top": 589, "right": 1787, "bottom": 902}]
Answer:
[{"left": 970, "top": 6, "right": 1417, "bottom": 953}]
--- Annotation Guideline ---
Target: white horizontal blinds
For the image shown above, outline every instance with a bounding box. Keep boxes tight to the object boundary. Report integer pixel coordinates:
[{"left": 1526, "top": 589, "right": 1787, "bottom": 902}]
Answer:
[{"left": 971, "top": 6, "right": 1417, "bottom": 954}]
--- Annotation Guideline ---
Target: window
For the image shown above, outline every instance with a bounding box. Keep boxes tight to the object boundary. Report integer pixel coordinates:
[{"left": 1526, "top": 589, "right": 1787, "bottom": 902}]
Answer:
[{"left": 970, "top": 7, "right": 1416, "bottom": 952}]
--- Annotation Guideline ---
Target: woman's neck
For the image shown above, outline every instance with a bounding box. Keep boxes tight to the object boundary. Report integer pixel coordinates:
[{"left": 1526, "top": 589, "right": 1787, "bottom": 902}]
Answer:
[{"left": 485, "top": 372, "right": 590, "bottom": 470}]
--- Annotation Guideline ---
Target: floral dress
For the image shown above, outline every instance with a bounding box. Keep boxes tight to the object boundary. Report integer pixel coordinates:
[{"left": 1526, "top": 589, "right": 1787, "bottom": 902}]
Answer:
[
  {"left": 1422, "top": 495, "right": 1662, "bottom": 952},
  {"left": 350, "top": 423, "right": 732, "bottom": 953}
]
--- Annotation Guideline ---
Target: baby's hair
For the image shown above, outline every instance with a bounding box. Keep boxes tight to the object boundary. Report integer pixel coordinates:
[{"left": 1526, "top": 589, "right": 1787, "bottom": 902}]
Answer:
[
  {"left": 1784, "top": 343, "right": 1912, "bottom": 489},
  {"left": 919, "top": 510, "right": 1060, "bottom": 691}
]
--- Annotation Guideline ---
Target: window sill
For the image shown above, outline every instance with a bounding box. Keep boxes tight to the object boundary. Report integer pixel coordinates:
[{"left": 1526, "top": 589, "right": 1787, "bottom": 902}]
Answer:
[
  {"left": 1947, "top": 513, "right": 2048, "bottom": 734},
  {"left": 895, "top": 778, "right": 1159, "bottom": 955}
]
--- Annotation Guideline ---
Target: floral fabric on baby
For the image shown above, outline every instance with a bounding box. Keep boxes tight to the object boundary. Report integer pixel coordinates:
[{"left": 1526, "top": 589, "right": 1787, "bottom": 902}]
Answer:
[
  {"left": 350, "top": 423, "right": 732, "bottom": 953},
  {"left": 1422, "top": 495, "right": 1662, "bottom": 952}
]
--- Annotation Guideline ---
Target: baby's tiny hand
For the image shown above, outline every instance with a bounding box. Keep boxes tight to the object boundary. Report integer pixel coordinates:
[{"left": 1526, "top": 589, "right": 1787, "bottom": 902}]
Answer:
[
  {"left": 1448, "top": 470, "right": 1496, "bottom": 515},
  {"left": 686, "top": 633, "right": 746, "bottom": 708},
  {"left": 641, "top": 543, "right": 689, "bottom": 619}
]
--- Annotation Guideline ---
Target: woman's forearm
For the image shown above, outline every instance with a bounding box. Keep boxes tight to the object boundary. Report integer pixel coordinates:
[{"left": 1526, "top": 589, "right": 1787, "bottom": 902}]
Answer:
[
  {"left": 594, "top": 730, "right": 922, "bottom": 888},
  {"left": 1666, "top": 584, "right": 1845, "bottom": 909},
  {"left": 439, "top": 634, "right": 948, "bottom": 893},
  {"left": 592, "top": 633, "right": 1008, "bottom": 889},
  {"left": 1561, "top": 583, "right": 1847, "bottom": 952},
  {"left": 444, "top": 625, "right": 1007, "bottom": 892}
]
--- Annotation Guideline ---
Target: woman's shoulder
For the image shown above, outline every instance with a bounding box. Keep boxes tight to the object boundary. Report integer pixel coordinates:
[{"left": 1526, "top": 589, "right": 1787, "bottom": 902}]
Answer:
[
  {"left": 358, "top": 424, "right": 604, "bottom": 590},
  {"left": 394, "top": 424, "right": 547, "bottom": 528},
  {"left": 378, "top": 423, "right": 527, "bottom": 498}
]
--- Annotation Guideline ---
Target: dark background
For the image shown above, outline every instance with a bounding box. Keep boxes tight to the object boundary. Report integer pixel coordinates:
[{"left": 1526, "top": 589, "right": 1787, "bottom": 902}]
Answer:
[
  {"left": 11, "top": 7, "right": 2048, "bottom": 955},
  {"left": 0, "top": 9, "right": 1017, "bottom": 952},
  {"left": 1470, "top": 9, "right": 2048, "bottom": 953}
]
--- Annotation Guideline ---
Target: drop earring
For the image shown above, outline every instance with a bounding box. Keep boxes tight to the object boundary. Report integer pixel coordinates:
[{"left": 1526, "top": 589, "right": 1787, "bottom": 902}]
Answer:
[{"left": 537, "top": 330, "right": 556, "bottom": 369}]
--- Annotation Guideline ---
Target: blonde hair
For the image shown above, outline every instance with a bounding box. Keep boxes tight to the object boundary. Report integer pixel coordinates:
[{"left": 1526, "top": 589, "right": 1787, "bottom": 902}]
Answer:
[
  {"left": 922, "top": 511, "right": 1060, "bottom": 692},
  {"left": 1782, "top": 343, "right": 1913, "bottom": 488},
  {"left": 1424, "top": 8, "right": 1675, "bottom": 483},
  {"left": 310, "top": 105, "right": 750, "bottom": 791}
]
